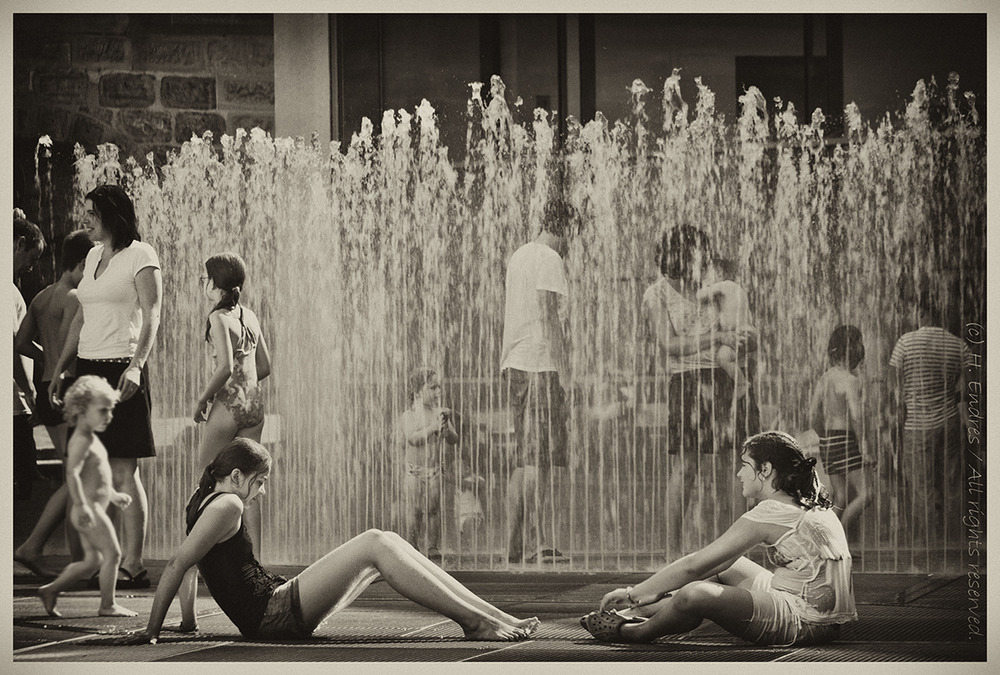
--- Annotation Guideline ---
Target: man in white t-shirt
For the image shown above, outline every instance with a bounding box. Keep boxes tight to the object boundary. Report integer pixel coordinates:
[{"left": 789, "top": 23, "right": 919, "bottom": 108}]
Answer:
[
  {"left": 889, "top": 290, "right": 972, "bottom": 552},
  {"left": 500, "top": 196, "right": 573, "bottom": 565},
  {"left": 13, "top": 211, "right": 45, "bottom": 500}
]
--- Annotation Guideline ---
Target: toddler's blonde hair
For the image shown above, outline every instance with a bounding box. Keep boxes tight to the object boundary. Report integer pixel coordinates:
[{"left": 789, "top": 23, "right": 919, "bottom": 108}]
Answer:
[{"left": 62, "top": 375, "right": 120, "bottom": 424}]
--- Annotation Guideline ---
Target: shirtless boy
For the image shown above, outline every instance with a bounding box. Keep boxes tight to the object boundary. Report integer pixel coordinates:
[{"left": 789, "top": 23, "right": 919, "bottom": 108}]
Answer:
[
  {"left": 38, "top": 375, "right": 136, "bottom": 618},
  {"left": 14, "top": 230, "right": 93, "bottom": 572}
]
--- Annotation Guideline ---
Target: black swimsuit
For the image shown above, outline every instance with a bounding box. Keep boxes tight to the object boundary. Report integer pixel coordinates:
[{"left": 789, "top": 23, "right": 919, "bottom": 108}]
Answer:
[{"left": 188, "top": 493, "right": 285, "bottom": 637}]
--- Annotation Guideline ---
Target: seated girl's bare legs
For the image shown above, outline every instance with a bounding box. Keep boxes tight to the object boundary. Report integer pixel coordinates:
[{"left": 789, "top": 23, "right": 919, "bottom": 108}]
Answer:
[
  {"left": 621, "top": 580, "right": 756, "bottom": 643},
  {"left": 382, "top": 530, "right": 537, "bottom": 631},
  {"left": 625, "top": 555, "right": 766, "bottom": 620},
  {"left": 295, "top": 529, "right": 538, "bottom": 640}
]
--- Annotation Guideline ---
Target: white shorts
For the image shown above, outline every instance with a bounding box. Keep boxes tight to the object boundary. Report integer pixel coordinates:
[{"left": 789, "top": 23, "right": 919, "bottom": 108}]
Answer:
[{"left": 742, "top": 570, "right": 840, "bottom": 646}]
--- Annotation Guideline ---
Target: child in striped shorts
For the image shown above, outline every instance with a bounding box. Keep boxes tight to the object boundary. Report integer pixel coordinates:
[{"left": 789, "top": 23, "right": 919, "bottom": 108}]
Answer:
[{"left": 808, "top": 325, "right": 873, "bottom": 541}]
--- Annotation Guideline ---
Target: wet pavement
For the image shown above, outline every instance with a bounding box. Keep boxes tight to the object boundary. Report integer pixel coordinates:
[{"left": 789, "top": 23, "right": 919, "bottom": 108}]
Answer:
[{"left": 12, "top": 558, "right": 989, "bottom": 666}]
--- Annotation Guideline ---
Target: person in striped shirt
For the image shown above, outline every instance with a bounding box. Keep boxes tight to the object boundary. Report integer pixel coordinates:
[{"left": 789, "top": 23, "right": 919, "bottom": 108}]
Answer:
[{"left": 889, "top": 290, "right": 971, "bottom": 549}]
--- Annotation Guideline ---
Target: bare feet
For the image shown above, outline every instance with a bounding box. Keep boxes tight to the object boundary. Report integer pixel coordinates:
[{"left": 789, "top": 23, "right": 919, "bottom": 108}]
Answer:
[
  {"left": 510, "top": 616, "right": 541, "bottom": 635},
  {"left": 38, "top": 586, "right": 62, "bottom": 617},
  {"left": 463, "top": 617, "right": 530, "bottom": 641},
  {"left": 99, "top": 604, "right": 138, "bottom": 617}
]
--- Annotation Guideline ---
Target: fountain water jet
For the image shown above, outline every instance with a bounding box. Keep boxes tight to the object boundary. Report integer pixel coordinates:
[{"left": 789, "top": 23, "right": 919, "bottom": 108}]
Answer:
[{"left": 50, "top": 72, "right": 984, "bottom": 573}]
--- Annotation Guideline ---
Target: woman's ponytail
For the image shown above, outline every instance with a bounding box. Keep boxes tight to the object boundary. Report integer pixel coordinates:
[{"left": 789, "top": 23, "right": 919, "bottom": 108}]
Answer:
[
  {"left": 185, "top": 464, "right": 220, "bottom": 530},
  {"left": 202, "top": 253, "right": 248, "bottom": 342},
  {"left": 791, "top": 455, "right": 831, "bottom": 509},
  {"left": 183, "top": 438, "right": 272, "bottom": 530},
  {"left": 743, "top": 431, "right": 832, "bottom": 510}
]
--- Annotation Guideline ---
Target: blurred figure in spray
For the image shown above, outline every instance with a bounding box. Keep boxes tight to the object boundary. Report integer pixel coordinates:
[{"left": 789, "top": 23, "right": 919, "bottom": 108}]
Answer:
[
  {"left": 395, "top": 367, "right": 458, "bottom": 562},
  {"left": 13, "top": 209, "right": 45, "bottom": 500},
  {"left": 889, "top": 289, "right": 972, "bottom": 552},
  {"left": 500, "top": 195, "right": 574, "bottom": 565}
]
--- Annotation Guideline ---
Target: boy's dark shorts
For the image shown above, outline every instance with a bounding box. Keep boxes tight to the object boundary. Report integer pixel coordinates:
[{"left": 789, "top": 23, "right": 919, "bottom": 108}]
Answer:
[{"left": 505, "top": 368, "right": 568, "bottom": 469}]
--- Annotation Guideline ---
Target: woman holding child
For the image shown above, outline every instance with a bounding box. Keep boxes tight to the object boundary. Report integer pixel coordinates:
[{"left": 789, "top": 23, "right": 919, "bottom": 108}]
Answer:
[
  {"left": 639, "top": 225, "right": 760, "bottom": 550},
  {"left": 581, "top": 431, "right": 857, "bottom": 646},
  {"left": 123, "top": 438, "right": 539, "bottom": 643},
  {"left": 48, "top": 184, "right": 162, "bottom": 589}
]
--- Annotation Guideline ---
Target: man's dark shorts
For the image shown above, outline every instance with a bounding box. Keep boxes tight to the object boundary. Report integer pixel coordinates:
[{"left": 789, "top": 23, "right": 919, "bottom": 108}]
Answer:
[{"left": 505, "top": 368, "right": 568, "bottom": 468}]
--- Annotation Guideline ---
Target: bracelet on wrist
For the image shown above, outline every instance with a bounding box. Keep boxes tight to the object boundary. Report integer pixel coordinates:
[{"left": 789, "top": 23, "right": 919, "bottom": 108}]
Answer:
[{"left": 626, "top": 586, "right": 637, "bottom": 607}]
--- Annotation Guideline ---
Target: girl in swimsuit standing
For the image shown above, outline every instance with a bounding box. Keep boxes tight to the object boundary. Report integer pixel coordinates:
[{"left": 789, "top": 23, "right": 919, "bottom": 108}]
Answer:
[{"left": 192, "top": 252, "right": 272, "bottom": 556}]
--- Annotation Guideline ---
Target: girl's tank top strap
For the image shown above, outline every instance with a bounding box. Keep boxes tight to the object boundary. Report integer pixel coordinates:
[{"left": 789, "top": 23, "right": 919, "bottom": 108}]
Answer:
[{"left": 195, "top": 491, "right": 229, "bottom": 521}]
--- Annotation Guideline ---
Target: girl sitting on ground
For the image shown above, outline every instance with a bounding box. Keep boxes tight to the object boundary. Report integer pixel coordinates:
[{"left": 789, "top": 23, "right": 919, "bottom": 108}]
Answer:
[
  {"left": 123, "top": 438, "right": 539, "bottom": 643},
  {"left": 581, "top": 430, "right": 857, "bottom": 647}
]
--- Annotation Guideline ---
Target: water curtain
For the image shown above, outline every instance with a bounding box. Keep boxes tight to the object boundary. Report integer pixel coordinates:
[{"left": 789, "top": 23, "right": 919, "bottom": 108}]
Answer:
[{"left": 60, "top": 73, "right": 984, "bottom": 571}]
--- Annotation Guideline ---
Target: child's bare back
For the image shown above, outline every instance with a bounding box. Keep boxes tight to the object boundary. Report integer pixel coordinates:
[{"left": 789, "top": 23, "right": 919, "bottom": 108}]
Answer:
[
  {"left": 810, "top": 366, "right": 860, "bottom": 432},
  {"left": 28, "top": 282, "right": 81, "bottom": 381}
]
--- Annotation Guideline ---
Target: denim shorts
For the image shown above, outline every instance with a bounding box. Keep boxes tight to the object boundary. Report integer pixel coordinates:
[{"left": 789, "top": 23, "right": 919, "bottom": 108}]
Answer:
[
  {"left": 742, "top": 571, "right": 841, "bottom": 647},
  {"left": 256, "top": 577, "right": 313, "bottom": 639}
]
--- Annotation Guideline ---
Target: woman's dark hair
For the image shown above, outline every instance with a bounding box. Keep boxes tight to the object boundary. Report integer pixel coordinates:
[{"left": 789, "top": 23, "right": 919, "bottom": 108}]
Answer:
[
  {"left": 60, "top": 229, "right": 95, "bottom": 272},
  {"left": 742, "top": 431, "right": 831, "bottom": 509},
  {"left": 204, "top": 252, "right": 247, "bottom": 342},
  {"left": 408, "top": 367, "right": 437, "bottom": 403},
  {"left": 185, "top": 437, "right": 272, "bottom": 530},
  {"left": 827, "top": 324, "right": 865, "bottom": 370},
  {"left": 655, "top": 224, "right": 715, "bottom": 283},
  {"left": 85, "top": 185, "right": 140, "bottom": 251}
]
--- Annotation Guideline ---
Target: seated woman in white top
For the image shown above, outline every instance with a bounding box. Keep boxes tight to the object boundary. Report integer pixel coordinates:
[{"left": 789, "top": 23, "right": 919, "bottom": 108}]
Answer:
[{"left": 581, "top": 430, "right": 857, "bottom": 647}]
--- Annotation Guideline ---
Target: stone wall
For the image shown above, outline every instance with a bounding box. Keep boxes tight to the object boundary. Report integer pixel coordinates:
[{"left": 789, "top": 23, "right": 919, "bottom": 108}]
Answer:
[{"left": 14, "top": 14, "right": 275, "bottom": 166}]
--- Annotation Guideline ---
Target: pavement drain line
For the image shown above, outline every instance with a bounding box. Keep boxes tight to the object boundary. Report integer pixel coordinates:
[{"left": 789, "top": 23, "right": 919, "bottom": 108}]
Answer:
[
  {"left": 14, "top": 608, "right": 232, "bottom": 655},
  {"left": 462, "top": 640, "right": 533, "bottom": 661},
  {"left": 15, "top": 633, "right": 101, "bottom": 655},
  {"left": 400, "top": 619, "right": 451, "bottom": 638}
]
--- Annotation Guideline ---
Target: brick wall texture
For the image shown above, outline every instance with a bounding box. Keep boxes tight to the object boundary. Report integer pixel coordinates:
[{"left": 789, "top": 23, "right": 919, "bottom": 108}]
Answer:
[{"left": 14, "top": 14, "right": 276, "bottom": 163}]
